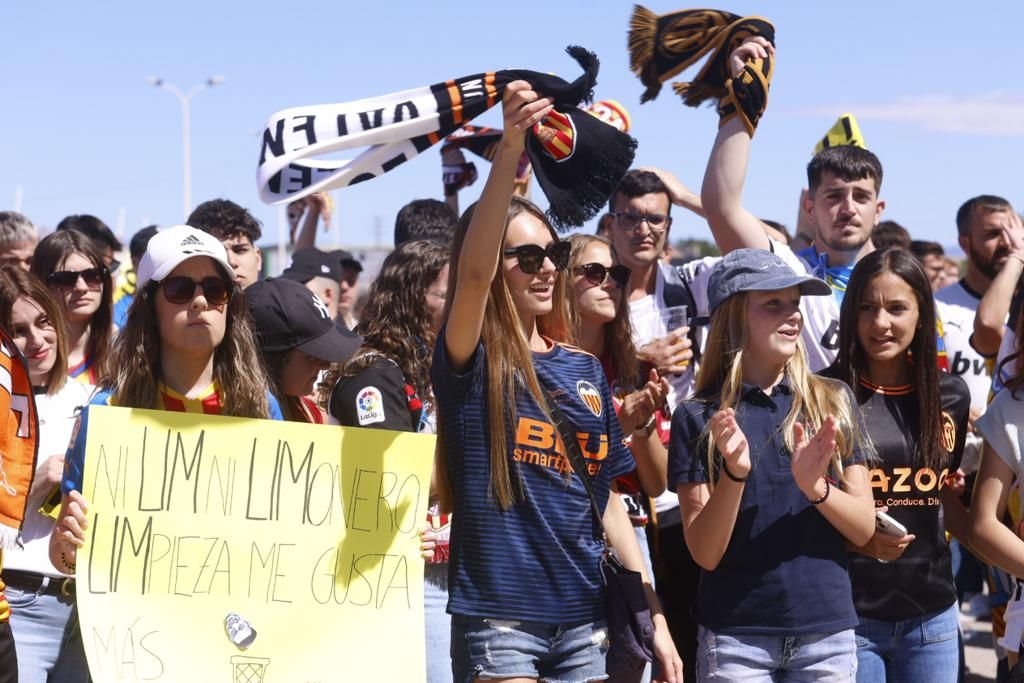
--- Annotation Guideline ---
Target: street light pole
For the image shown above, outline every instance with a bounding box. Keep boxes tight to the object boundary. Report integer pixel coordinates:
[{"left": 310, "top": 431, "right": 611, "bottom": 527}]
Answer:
[{"left": 146, "top": 76, "right": 225, "bottom": 221}]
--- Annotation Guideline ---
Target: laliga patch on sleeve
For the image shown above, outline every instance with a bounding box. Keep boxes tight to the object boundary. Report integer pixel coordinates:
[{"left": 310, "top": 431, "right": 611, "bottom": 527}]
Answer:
[{"left": 356, "top": 386, "right": 386, "bottom": 426}]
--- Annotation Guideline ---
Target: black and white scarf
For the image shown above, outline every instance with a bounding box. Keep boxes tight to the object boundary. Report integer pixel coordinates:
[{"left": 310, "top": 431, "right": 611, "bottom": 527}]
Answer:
[{"left": 256, "top": 47, "right": 637, "bottom": 229}]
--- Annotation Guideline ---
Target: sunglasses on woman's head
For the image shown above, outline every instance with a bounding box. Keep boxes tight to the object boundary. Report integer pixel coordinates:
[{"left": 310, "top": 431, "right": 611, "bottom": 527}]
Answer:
[
  {"left": 46, "top": 267, "right": 108, "bottom": 289},
  {"left": 574, "top": 262, "right": 631, "bottom": 289},
  {"left": 502, "top": 241, "right": 571, "bottom": 274},
  {"left": 159, "top": 276, "right": 232, "bottom": 306}
]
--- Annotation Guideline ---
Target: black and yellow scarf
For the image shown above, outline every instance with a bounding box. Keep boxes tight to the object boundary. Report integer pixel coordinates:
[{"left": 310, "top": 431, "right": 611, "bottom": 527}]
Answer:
[
  {"left": 257, "top": 47, "right": 636, "bottom": 229},
  {"left": 628, "top": 6, "right": 775, "bottom": 136}
]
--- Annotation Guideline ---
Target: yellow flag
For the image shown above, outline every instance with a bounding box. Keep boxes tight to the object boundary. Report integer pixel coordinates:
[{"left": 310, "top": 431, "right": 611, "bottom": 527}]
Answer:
[{"left": 814, "top": 113, "right": 867, "bottom": 153}]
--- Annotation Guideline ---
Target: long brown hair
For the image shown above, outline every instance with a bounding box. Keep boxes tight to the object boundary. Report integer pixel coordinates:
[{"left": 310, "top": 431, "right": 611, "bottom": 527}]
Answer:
[
  {"left": 436, "top": 196, "right": 570, "bottom": 510},
  {"left": 104, "top": 265, "right": 272, "bottom": 418},
  {"left": 833, "top": 249, "right": 945, "bottom": 470},
  {"left": 566, "top": 233, "right": 640, "bottom": 393},
  {"left": 319, "top": 239, "right": 449, "bottom": 411},
  {"left": 30, "top": 230, "right": 113, "bottom": 380},
  {"left": 0, "top": 266, "right": 70, "bottom": 394},
  {"left": 695, "top": 291, "right": 870, "bottom": 489}
]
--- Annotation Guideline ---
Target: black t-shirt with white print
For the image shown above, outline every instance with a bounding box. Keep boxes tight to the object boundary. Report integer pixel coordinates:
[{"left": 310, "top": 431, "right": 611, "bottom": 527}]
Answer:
[{"left": 829, "top": 369, "right": 971, "bottom": 621}]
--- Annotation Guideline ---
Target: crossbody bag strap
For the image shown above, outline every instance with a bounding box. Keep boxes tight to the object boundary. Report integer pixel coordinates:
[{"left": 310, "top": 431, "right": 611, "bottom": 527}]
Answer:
[{"left": 541, "top": 391, "right": 608, "bottom": 544}]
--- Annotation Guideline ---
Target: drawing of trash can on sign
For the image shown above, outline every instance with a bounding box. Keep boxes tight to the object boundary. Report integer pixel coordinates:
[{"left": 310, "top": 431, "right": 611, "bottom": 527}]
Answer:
[{"left": 232, "top": 655, "right": 270, "bottom": 683}]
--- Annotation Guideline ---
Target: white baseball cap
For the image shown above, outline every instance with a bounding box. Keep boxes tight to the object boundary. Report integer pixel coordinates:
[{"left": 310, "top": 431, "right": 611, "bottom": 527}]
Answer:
[{"left": 136, "top": 225, "right": 236, "bottom": 288}]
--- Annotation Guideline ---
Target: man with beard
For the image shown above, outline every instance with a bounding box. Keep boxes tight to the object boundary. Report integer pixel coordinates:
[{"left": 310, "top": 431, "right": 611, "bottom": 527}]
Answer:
[
  {"left": 703, "top": 134, "right": 884, "bottom": 370},
  {"left": 937, "top": 195, "right": 1020, "bottom": 421}
]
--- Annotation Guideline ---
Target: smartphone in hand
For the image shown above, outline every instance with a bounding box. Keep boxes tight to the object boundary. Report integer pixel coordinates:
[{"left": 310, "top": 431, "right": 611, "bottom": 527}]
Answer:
[{"left": 875, "top": 509, "right": 909, "bottom": 537}]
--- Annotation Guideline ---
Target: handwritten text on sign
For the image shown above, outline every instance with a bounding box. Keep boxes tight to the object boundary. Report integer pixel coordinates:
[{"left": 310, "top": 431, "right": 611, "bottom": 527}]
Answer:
[{"left": 75, "top": 407, "right": 433, "bottom": 683}]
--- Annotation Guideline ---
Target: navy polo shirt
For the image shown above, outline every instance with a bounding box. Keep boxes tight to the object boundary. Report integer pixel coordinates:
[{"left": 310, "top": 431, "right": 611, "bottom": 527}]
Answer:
[{"left": 668, "top": 378, "right": 867, "bottom": 636}]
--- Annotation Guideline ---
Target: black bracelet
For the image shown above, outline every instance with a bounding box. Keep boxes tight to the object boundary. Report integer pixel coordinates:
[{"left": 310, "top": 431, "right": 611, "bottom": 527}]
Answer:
[
  {"left": 807, "top": 478, "right": 830, "bottom": 505},
  {"left": 722, "top": 461, "right": 748, "bottom": 483}
]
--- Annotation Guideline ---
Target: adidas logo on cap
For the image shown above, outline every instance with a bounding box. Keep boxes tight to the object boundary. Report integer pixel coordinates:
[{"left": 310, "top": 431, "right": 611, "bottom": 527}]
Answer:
[{"left": 180, "top": 235, "right": 204, "bottom": 247}]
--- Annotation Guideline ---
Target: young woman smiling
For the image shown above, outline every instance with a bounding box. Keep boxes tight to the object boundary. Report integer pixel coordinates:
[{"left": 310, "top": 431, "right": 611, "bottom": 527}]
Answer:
[
  {"left": 0, "top": 266, "right": 92, "bottom": 682},
  {"left": 433, "top": 82, "right": 681, "bottom": 683},
  {"left": 670, "top": 248, "right": 875, "bottom": 681},
  {"left": 826, "top": 248, "right": 970, "bottom": 682}
]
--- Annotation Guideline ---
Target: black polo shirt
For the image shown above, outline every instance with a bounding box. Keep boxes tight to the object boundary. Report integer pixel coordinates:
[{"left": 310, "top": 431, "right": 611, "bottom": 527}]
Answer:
[{"left": 668, "top": 377, "right": 867, "bottom": 636}]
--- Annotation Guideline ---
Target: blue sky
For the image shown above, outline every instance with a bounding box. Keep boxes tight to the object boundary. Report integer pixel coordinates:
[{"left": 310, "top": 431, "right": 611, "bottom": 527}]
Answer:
[{"left": 5, "top": 2, "right": 1022, "bottom": 258}]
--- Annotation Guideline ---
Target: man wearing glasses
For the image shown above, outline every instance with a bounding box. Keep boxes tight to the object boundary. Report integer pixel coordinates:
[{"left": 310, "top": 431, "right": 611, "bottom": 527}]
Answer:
[{"left": 605, "top": 167, "right": 719, "bottom": 683}]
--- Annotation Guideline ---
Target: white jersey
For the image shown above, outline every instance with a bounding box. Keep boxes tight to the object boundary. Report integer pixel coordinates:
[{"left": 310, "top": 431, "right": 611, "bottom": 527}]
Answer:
[
  {"left": 936, "top": 281, "right": 996, "bottom": 416},
  {"left": 5, "top": 380, "right": 93, "bottom": 577},
  {"left": 771, "top": 241, "right": 842, "bottom": 371}
]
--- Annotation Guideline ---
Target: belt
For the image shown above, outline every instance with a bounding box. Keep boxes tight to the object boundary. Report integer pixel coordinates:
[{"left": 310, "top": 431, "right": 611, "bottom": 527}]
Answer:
[{"left": 2, "top": 570, "right": 75, "bottom": 597}]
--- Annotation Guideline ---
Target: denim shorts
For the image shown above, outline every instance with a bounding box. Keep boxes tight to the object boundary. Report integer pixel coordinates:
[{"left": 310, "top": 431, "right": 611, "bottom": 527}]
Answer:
[
  {"left": 697, "top": 625, "right": 857, "bottom": 682},
  {"left": 451, "top": 614, "right": 609, "bottom": 683}
]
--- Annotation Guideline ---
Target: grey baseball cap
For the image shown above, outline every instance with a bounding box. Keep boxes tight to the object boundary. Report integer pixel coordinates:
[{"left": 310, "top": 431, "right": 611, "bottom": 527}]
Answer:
[{"left": 707, "top": 248, "right": 832, "bottom": 315}]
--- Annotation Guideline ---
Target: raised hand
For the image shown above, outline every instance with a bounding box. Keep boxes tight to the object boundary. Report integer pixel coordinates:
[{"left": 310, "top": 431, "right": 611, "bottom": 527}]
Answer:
[
  {"left": 791, "top": 417, "right": 838, "bottom": 499},
  {"left": 728, "top": 36, "right": 774, "bottom": 79},
  {"left": 708, "top": 408, "right": 751, "bottom": 479},
  {"left": 500, "top": 81, "right": 553, "bottom": 152}
]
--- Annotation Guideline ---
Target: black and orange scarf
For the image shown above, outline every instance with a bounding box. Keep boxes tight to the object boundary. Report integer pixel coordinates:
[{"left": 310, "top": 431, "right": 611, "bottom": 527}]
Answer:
[
  {"left": 0, "top": 329, "right": 39, "bottom": 622},
  {"left": 257, "top": 47, "right": 636, "bottom": 229}
]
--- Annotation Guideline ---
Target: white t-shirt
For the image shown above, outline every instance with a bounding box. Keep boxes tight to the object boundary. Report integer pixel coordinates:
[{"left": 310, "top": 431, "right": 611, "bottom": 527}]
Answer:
[
  {"left": 993, "top": 326, "right": 1019, "bottom": 395},
  {"left": 975, "top": 389, "right": 1024, "bottom": 489},
  {"left": 628, "top": 259, "right": 716, "bottom": 515},
  {"left": 936, "top": 281, "right": 998, "bottom": 416},
  {"left": 770, "top": 241, "right": 842, "bottom": 371},
  {"left": 628, "top": 259, "right": 716, "bottom": 410},
  {"left": 5, "top": 380, "right": 93, "bottom": 577}
]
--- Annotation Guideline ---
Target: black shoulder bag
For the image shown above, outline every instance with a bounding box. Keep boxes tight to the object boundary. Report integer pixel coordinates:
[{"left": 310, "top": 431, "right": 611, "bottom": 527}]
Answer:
[{"left": 542, "top": 392, "right": 656, "bottom": 676}]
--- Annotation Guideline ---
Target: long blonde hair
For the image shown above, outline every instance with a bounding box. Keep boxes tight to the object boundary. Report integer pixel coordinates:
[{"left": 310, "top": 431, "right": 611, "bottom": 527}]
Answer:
[
  {"left": 104, "top": 270, "right": 272, "bottom": 418},
  {"left": 695, "top": 292, "right": 869, "bottom": 488},
  {"left": 436, "top": 197, "right": 570, "bottom": 510}
]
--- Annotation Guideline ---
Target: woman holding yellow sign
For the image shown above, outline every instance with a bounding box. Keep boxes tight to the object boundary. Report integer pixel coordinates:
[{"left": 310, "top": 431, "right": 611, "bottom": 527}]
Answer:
[{"left": 49, "top": 225, "right": 282, "bottom": 576}]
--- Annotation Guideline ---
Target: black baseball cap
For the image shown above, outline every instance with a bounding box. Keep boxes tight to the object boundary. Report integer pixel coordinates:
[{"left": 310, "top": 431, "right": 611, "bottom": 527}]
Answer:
[
  {"left": 245, "top": 278, "right": 362, "bottom": 362},
  {"left": 280, "top": 248, "right": 342, "bottom": 284},
  {"left": 331, "top": 249, "right": 363, "bottom": 273}
]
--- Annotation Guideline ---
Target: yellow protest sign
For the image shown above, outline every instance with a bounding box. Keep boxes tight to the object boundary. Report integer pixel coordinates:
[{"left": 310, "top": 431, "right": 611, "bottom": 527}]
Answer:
[
  {"left": 814, "top": 113, "right": 867, "bottom": 153},
  {"left": 75, "top": 406, "right": 433, "bottom": 683}
]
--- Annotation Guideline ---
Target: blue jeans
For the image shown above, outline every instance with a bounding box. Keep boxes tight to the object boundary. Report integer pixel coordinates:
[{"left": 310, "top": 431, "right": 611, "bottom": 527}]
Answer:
[
  {"left": 451, "top": 614, "right": 609, "bottom": 682},
  {"left": 6, "top": 579, "right": 88, "bottom": 683},
  {"left": 425, "top": 563, "right": 453, "bottom": 683},
  {"left": 854, "top": 602, "right": 959, "bottom": 683},
  {"left": 697, "top": 625, "right": 857, "bottom": 681}
]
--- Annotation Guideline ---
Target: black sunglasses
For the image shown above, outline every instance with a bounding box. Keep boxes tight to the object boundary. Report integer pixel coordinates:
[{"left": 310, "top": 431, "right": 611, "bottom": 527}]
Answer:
[
  {"left": 574, "top": 262, "right": 630, "bottom": 288},
  {"left": 47, "top": 266, "right": 108, "bottom": 289},
  {"left": 502, "top": 241, "right": 571, "bottom": 274},
  {"left": 160, "top": 276, "right": 233, "bottom": 306}
]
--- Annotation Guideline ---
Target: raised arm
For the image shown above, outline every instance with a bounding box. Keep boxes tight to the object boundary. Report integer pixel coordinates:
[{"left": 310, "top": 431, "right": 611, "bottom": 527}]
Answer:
[
  {"left": 443, "top": 82, "right": 552, "bottom": 370},
  {"left": 700, "top": 38, "right": 774, "bottom": 254},
  {"left": 638, "top": 166, "right": 705, "bottom": 218},
  {"left": 973, "top": 216, "right": 1024, "bottom": 356},
  {"left": 292, "top": 193, "right": 332, "bottom": 252}
]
